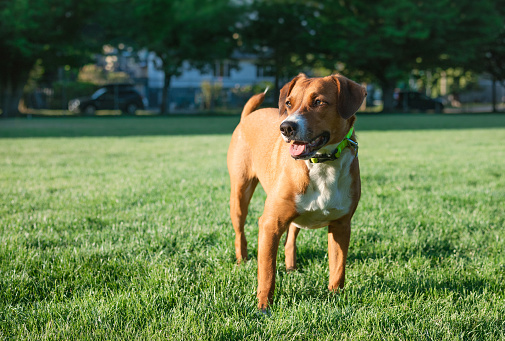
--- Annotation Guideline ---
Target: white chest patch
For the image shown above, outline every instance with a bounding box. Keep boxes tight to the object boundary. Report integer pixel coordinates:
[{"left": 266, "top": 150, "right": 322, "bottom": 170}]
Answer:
[{"left": 292, "top": 149, "right": 355, "bottom": 230}]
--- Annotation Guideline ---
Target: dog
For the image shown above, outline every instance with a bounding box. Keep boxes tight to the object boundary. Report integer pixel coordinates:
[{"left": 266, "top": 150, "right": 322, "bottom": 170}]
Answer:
[{"left": 227, "top": 73, "right": 366, "bottom": 310}]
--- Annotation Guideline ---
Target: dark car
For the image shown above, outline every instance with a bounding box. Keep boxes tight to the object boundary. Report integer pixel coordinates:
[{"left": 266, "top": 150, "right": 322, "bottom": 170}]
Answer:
[
  {"left": 394, "top": 91, "right": 444, "bottom": 113},
  {"left": 68, "top": 84, "right": 146, "bottom": 115}
]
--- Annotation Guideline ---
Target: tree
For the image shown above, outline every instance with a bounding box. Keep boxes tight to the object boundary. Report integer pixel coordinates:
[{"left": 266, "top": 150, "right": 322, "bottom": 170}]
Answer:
[
  {"left": 482, "top": 0, "right": 505, "bottom": 112},
  {"left": 318, "top": 0, "right": 502, "bottom": 112},
  {"left": 484, "top": 30, "right": 505, "bottom": 87},
  {"left": 121, "top": 0, "right": 240, "bottom": 114},
  {"left": 239, "top": 0, "right": 322, "bottom": 101},
  {"left": 484, "top": 30, "right": 505, "bottom": 112},
  {"left": 0, "top": 0, "right": 103, "bottom": 117}
]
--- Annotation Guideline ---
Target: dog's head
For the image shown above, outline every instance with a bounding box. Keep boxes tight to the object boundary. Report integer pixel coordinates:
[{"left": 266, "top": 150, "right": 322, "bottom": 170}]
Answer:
[{"left": 279, "top": 73, "right": 367, "bottom": 160}]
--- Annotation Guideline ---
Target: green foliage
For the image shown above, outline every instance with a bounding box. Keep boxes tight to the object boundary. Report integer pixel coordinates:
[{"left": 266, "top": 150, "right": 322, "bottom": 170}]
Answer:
[
  {"left": 482, "top": 0, "right": 505, "bottom": 84},
  {"left": 23, "top": 59, "right": 45, "bottom": 95},
  {"left": 78, "top": 64, "right": 130, "bottom": 86},
  {"left": 0, "top": 0, "right": 103, "bottom": 70},
  {"left": 407, "top": 68, "right": 481, "bottom": 99},
  {"left": 0, "top": 115, "right": 505, "bottom": 338},
  {"left": 201, "top": 81, "right": 223, "bottom": 110},
  {"left": 129, "top": 0, "right": 233, "bottom": 75},
  {"left": 317, "top": 0, "right": 502, "bottom": 110},
  {"left": 239, "top": 0, "right": 322, "bottom": 96},
  {"left": 0, "top": 0, "right": 105, "bottom": 116},
  {"left": 112, "top": 0, "right": 241, "bottom": 113},
  {"left": 1, "top": 0, "right": 505, "bottom": 116},
  {"left": 324, "top": 0, "right": 500, "bottom": 74},
  {"left": 126, "top": 0, "right": 240, "bottom": 73}
]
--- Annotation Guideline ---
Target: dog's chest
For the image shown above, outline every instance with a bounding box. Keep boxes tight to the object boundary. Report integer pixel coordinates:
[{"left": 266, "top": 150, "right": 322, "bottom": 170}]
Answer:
[{"left": 292, "top": 151, "right": 354, "bottom": 229}]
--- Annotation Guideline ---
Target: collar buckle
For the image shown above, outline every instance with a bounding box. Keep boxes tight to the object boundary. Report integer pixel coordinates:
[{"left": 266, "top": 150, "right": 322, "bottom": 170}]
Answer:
[{"left": 345, "top": 137, "right": 359, "bottom": 157}]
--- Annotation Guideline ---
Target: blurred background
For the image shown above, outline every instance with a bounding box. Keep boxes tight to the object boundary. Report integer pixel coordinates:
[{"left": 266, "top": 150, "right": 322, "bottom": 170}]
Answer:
[{"left": 1, "top": 0, "right": 505, "bottom": 117}]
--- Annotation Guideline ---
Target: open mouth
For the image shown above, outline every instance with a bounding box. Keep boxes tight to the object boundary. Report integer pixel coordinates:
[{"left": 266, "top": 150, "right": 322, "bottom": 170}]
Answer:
[{"left": 287, "top": 132, "right": 330, "bottom": 159}]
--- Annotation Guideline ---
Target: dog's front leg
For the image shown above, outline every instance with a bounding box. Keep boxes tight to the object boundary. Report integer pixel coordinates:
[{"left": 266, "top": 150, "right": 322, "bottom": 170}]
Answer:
[
  {"left": 327, "top": 217, "right": 352, "bottom": 291},
  {"left": 257, "top": 215, "right": 287, "bottom": 310},
  {"left": 256, "top": 199, "right": 297, "bottom": 310}
]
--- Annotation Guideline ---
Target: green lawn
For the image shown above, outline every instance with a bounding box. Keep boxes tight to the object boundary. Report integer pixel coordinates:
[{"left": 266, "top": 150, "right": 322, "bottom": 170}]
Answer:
[{"left": 1, "top": 114, "right": 505, "bottom": 339}]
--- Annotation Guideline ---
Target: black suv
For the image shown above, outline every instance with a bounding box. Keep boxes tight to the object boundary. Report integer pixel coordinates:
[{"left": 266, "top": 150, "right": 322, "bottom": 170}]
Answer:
[
  {"left": 394, "top": 91, "right": 444, "bottom": 113},
  {"left": 68, "top": 84, "right": 146, "bottom": 115}
]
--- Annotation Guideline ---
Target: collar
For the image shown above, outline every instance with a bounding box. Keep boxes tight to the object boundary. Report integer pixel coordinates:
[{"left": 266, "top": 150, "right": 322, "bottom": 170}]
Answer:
[{"left": 309, "top": 127, "right": 358, "bottom": 164}]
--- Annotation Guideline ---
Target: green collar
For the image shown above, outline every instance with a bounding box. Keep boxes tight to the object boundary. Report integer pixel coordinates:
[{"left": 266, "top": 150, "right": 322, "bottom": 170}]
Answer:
[{"left": 309, "top": 127, "right": 358, "bottom": 164}]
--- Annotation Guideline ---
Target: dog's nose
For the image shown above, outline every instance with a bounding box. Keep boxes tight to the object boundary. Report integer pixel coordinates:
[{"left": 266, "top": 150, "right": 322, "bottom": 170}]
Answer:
[{"left": 280, "top": 121, "right": 298, "bottom": 138}]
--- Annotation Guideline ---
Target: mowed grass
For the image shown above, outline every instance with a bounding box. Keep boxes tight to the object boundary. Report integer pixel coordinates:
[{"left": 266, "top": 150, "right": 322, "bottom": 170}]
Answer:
[{"left": 1, "top": 114, "right": 505, "bottom": 339}]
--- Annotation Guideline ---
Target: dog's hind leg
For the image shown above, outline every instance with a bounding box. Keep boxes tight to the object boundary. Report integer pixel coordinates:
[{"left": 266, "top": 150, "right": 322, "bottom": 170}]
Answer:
[
  {"left": 284, "top": 223, "right": 300, "bottom": 271},
  {"left": 229, "top": 176, "right": 258, "bottom": 263}
]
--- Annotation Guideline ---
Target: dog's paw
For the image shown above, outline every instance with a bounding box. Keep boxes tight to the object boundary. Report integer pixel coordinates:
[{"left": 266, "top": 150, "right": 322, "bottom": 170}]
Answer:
[
  {"left": 286, "top": 266, "right": 298, "bottom": 273},
  {"left": 257, "top": 308, "right": 271, "bottom": 317}
]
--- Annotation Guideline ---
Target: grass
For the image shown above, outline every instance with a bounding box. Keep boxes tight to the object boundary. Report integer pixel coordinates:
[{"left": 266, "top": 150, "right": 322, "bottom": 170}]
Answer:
[
  {"left": 3, "top": 112, "right": 505, "bottom": 138},
  {"left": 1, "top": 113, "right": 505, "bottom": 339}
]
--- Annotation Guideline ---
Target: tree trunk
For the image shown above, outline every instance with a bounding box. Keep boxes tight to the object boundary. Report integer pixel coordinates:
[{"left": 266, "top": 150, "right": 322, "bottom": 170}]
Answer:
[
  {"left": 274, "top": 68, "right": 280, "bottom": 107},
  {"left": 380, "top": 81, "right": 396, "bottom": 113},
  {"left": 273, "top": 52, "right": 283, "bottom": 107},
  {"left": 1, "top": 58, "right": 31, "bottom": 117},
  {"left": 1, "top": 72, "right": 29, "bottom": 118},
  {"left": 160, "top": 71, "right": 172, "bottom": 115},
  {"left": 492, "top": 76, "right": 497, "bottom": 113}
]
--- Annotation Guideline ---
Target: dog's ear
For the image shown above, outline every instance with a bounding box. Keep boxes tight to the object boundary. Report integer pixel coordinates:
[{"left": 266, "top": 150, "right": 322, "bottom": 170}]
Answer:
[
  {"left": 279, "top": 73, "right": 306, "bottom": 115},
  {"left": 332, "top": 75, "right": 367, "bottom": 119}
]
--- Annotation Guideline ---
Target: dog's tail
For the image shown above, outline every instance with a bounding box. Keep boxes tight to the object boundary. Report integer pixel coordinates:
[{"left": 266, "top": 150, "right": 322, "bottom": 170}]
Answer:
[{"left": 241, "top": 87, "right": 269, "bottom": 120}]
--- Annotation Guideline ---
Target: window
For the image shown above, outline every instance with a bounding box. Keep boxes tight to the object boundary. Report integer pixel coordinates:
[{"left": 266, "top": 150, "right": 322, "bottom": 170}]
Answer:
[
  {"left": 214, "top": 62, "right": 231, "bottom": 78},
  {"left": 91, "top": 88, "right": 107, "bottom": 100}
]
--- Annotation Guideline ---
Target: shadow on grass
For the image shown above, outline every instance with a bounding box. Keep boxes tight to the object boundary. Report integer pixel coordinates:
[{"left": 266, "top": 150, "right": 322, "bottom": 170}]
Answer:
[
  {"left": 2, "top": 112, "right": 505, "bottom": 138},
  {"left": 0, "top": 114, "right": 241, "bottom": 138},
  {"left": 285, "top": 241, "right": 499, "bottom": 303}
]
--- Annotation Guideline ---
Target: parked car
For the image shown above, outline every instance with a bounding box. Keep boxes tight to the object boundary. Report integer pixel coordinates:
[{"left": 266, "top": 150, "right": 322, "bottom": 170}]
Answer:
[
  {"left": 68, "top": 84, "right": 147, "bottom": 115},
  {"left": 394, "top": 91, "right": 444, "bottom": 113}
]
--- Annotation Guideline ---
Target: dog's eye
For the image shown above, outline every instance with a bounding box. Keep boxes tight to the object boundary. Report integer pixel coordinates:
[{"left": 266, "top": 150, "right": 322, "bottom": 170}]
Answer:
[
  {"left": 285, "top": 100, "right": 292, "bottom": 108},
  {"left": 314, "top": 99, "right": 324, "bottom": 106}
]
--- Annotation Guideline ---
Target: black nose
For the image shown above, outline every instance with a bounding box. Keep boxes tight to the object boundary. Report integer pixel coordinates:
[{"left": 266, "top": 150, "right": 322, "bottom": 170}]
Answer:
[{"left": 280, "top": 121, "right": 298, "bottom": 138}]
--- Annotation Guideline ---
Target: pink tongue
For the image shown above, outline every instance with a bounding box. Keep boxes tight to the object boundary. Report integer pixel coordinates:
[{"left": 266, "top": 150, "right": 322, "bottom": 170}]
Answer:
[{"left": 290, "top": 143, "right": 307, "bottom": 156}]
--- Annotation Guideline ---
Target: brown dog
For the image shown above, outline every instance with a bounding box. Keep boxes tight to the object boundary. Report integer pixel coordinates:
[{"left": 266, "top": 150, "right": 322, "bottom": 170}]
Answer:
[{"left": 227, "top": 74, "right": 366, "bottom": 310}]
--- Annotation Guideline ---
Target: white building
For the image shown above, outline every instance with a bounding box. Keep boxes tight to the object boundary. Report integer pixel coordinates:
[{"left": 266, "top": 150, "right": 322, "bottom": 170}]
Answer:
[{"left": 144, "top": 51, "right": 275, "bottom": 110}]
